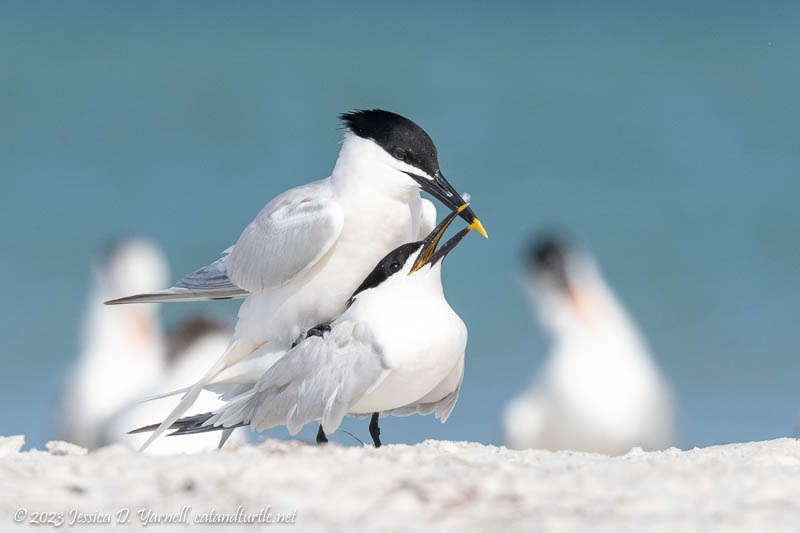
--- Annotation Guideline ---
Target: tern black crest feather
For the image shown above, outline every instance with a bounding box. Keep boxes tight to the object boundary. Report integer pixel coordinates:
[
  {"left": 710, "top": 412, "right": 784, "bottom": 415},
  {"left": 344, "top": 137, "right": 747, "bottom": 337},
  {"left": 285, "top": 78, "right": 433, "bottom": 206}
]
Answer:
[
  {"left": 528, "top": 237, "right": 568, "bottom": 271},
  {"left": 340, "top": 109, "right": 440, "bottom": 178},
  {"left": 528, "top": 236, "right": 570, "bottom": 287},
  {"left": 346, "top": 241, "right": 421, "bottom": 307}
]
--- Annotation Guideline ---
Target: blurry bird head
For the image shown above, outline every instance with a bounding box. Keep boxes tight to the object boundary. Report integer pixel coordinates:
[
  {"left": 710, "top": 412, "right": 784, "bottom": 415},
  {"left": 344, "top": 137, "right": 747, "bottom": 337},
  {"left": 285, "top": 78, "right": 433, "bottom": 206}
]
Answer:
[
  {"left": 96, "top": 238, "right": 169, "bottom": 344},
  {"left": 529, "top": 238, "right": 571, "bottom": 292},
  {"left": 525, "top": 236, "right": 595, "bottom": 325},
  {"left": 339, "top": 109, "right": 487, "bottom": 238},
  {"left": 100, "top": 238, "right": 169, "bottom": 299}
]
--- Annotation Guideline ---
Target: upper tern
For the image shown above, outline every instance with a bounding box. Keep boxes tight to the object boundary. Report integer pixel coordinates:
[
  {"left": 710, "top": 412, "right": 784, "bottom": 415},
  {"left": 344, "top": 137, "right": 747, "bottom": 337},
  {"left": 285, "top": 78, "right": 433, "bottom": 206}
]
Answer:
[
  {"left": 503, "top": 237, "right": 676, "bottom": 455},
  {"left": 130, "top": 205, "right": 478, "bottom": 447},
  {"left": 107, "top": 110, "right": 486, "bottom": 450}
]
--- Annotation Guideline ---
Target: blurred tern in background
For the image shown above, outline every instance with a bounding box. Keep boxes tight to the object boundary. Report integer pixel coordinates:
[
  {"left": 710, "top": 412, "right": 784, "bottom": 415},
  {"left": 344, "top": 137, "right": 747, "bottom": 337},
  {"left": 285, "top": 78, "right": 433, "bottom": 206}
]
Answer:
[
  {"left": 59, "top": 239, "right": 169, "bottom": 449},
  {"left": 503, "top": 236, "right": 675, "bottom": 455},
  {"left": 60, "top": 239, "right": 247, "bottom": 452},
  {"left": 130, "top": 205, "right": 478, "bottom": 447},
  {"left": 104, "top": 317, "right": 248, "bottom": 453},
  {"left": 106, "top": 110, "right": 487, "bottom": 450}
]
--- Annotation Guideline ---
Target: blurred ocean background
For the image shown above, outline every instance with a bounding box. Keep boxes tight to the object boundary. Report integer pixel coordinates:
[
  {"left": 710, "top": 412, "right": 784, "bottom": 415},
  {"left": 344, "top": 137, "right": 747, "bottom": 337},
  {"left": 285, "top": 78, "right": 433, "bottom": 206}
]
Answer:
[{"left": 2, "top": 1, "right": 798, "bottom": 450}]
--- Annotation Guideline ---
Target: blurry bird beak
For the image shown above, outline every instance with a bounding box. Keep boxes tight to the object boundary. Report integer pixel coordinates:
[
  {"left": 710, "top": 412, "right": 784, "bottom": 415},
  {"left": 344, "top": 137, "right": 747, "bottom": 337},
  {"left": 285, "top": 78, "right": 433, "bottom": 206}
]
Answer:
[
  {"left": 565, "top": 286, "right": 592, "bottom": 321},
  {"left": 129, "top": 314, "right": 154, "bottom": 343},
  {"left": 409, "top": 204, "right": 476, "bottom": 273},
  {"left": 405, "top": 170, "right": 488, "bottom": 238}
]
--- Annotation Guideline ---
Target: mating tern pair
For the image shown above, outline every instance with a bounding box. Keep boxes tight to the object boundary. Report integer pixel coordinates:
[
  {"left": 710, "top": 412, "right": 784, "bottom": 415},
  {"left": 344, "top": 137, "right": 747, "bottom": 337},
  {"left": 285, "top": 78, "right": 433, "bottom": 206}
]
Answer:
[
  {"left": 108, "top": 110, "right": 486, "bottom": 448},
  {"left": 503, "top": 238, "right": 675, "bottom": 455},
  {"left": 132, "top": 206, "right": 477, "bottom": 446}
]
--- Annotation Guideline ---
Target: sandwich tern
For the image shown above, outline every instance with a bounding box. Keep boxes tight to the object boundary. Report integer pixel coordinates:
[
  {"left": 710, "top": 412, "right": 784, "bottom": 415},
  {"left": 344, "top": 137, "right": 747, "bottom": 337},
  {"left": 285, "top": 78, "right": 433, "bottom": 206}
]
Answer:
[
  {"left": 130, "top": 205, "right": 478, "bottom": 447},
  {"left": 59, "top": 238, "right": 168, "bottom": 449},
  {"left": 503, "top": 237, "right": 676, "bottom": 455},
  {"left": 107, "top": 110, "right": 486, "bottom": 450}
]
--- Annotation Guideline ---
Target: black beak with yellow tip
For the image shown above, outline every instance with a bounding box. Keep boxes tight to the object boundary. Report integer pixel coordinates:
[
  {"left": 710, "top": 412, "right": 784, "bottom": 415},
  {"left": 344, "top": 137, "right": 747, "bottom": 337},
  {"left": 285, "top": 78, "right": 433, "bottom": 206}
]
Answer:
[
  {"left": 404, "top": 170, "right": 488, "bottom": 239},
  {"left": 409, "top": 204, "right": 479, "bottom": 274}
]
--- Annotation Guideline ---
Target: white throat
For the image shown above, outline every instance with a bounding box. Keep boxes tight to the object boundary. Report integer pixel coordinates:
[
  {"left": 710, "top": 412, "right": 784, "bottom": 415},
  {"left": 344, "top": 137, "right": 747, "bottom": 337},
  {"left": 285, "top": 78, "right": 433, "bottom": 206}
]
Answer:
[{"left": 352, "top": 260, "right": 446, "bottom": 326}]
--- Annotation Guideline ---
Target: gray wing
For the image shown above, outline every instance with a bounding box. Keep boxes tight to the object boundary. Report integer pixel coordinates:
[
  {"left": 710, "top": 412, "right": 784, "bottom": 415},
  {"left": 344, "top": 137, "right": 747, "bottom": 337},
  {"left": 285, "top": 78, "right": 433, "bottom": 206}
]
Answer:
[
  {"left": 106, "top": 251, "right": 248, "bottom": 304},
  {"left": 207, "top": 320, "right": 389, "bottom": 435},
  {"left": 106, "top": 178, "right": 344, "bottom": 305},
  {"left": 226, "top": 178, "right": 344, "bottom": 292},
  {"left": 174, "top": 252, "right": 239, "bottom": 292}
]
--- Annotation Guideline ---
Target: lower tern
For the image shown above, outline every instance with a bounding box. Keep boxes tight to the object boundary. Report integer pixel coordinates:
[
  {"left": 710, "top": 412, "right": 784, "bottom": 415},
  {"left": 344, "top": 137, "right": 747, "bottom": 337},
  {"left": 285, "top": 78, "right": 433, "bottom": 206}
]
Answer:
[
  {"left": 131, "top": 206, "right": 478, "bottom": 447},
  {"left": 503, "top": 237, "right": 676, "bottom": 455},
  {"left": 106, "top": 110, "right": 486, "bottom": 451}
]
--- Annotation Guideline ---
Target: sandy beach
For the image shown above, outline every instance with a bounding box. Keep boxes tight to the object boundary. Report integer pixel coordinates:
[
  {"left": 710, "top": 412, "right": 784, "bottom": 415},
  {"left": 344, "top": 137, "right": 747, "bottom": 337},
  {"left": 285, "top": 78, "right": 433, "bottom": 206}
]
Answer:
[{"left": 2, "top": 435, "right": 799, "bottom": 532}]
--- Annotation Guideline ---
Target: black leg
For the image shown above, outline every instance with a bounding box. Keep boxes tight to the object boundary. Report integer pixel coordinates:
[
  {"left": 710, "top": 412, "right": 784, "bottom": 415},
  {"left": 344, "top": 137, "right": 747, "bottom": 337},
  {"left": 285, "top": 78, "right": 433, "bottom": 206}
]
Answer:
[
  {"left": 369, "top": 412, "right": 381, "bottom": 448},
  {"left": 316, "top": 424, "right": 328, "bottom": 444},
  {"left": 306, "top": 323, "right": 331, "bottom": 339}
]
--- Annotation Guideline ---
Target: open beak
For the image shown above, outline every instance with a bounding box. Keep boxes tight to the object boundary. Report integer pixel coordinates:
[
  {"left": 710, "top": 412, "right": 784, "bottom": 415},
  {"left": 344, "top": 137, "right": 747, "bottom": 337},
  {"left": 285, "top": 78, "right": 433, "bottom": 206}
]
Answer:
[
  {"left": 409, "top": 204, "right": 478, "bottom": 274},
  {"left": 405, "top": 170, "right": 488, "bottom": 238}
]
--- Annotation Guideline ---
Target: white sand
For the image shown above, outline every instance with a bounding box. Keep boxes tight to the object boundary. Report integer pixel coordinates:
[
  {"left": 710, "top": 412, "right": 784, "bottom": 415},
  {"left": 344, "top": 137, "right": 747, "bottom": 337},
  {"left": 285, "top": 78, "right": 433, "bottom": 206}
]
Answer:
[{"left": 1, "top": 435, "right": 799, "bottom": 532}]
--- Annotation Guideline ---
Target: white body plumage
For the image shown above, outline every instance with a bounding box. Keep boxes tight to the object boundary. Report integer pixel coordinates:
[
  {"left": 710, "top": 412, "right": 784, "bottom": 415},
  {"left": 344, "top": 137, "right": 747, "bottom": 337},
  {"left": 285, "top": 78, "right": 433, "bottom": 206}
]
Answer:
[
  {"left": 339, "top": 260, "right": 466, "bottom": 417},
  {"left": 503, "top": 243, "right": 675, "bottom": 455}
]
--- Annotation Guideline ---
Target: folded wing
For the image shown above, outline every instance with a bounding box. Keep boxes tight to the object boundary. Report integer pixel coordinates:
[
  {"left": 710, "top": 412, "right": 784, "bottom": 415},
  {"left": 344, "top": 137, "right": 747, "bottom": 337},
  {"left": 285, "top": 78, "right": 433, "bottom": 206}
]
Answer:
[
  {"left": 208, "top": 320, "right": 390, "bottom": 435},
  {"left": 227, "top": 179, "right": 345, "bottom": 293},
  {"left": 106, "top": 178, "right": 344, "bottom": 305}
]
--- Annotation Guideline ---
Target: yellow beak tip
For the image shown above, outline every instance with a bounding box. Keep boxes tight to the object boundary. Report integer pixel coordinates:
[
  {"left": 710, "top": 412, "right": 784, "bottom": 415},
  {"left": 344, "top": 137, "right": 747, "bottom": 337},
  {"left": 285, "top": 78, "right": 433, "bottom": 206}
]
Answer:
[{"left": 472, "top": 219, "right": 488, "bottom": 239}]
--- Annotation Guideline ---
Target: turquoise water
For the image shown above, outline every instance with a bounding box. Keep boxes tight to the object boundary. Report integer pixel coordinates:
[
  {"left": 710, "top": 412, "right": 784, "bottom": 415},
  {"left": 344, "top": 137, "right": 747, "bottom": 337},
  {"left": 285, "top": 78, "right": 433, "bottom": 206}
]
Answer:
[{"left": 2, "top": 2, "right": 799, "bottom": 449}]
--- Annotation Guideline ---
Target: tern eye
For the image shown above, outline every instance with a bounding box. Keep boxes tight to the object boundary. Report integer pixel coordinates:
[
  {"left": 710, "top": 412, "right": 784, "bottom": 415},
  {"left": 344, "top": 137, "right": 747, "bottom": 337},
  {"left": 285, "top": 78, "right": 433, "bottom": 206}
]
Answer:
[
  {"left": 392, "top": 148, "right": 407, "bottom": 161},
  {"left": 388, "top": 261, "right": 402, "bottom": 273}
]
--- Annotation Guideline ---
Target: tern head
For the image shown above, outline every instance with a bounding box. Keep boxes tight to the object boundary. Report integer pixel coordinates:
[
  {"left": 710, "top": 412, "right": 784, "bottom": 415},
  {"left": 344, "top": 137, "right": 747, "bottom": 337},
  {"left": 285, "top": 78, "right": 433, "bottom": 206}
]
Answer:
[
  {"left": 95, "top": 238, "right": 168, "bottom": 346},
  {"left": 340, "top": 109, "right": 487, "bottom": 238},
  {"left": 526, "top": 236, "right": 600, "bottom": 324},
  {"left": 348, "top": 205, "right": 476, "bottom": 305},
  {"left": 100, "top": 238, "right": 169, "bottom": 300},
  {"left": 528, "top": 237, "right": 571, "bottom": 293}
]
